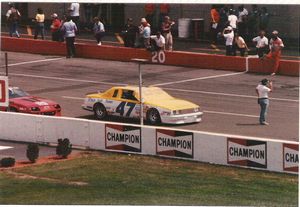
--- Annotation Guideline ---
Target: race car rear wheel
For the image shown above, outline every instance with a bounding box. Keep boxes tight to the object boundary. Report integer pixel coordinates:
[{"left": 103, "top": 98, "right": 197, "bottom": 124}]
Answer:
[
  {"left": 147, "top": 108, "right": 161, "bottom": 125},
  {"left": 93, "top": 103, "right": 107, "bottom": 120}
]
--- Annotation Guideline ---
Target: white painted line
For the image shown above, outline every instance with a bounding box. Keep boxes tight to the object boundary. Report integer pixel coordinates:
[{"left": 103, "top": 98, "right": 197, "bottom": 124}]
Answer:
[
  {"left": 0, "top": 57, "right": 65, "bottom": 67},
  {"left": 151, "top": 72, "right": 246, "bottom": 86},
  {"left": 0, "top": 72, "right": 127, "bottom": 86},
  {"left": 62, "top": 96, "right": 85, "bottom": 100},
  {"left": 163, "top": 87, "right": 299, "bottom": 103},
  {"left": 204, "top": 110, "right": 259, "bottom": 118},
  {"left": 0, "top": 146, "right": 13, "bottom": 150}
]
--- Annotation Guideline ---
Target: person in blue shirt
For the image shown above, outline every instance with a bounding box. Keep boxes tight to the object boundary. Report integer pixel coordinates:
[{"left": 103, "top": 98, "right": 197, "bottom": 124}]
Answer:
[
  {"left": 139, "top": 18, "right": 151, "bottom": 49},
  {"left": 61, "top": 16, "right": 78, "bottom": 58}
]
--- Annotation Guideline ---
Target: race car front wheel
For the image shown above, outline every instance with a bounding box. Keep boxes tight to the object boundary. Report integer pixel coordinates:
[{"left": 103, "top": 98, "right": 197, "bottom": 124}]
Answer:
[
  {"left": 93, "top": 103, "right": 107, "bottom": 120},
  {"left": 147, "top": 108, "right": 161, "bottom": 125}
]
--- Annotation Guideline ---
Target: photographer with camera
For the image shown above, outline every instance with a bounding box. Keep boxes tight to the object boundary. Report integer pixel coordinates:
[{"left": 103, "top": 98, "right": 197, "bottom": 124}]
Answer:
[{"left": 256, "top": 79, "right": 273, "bottom": 125}]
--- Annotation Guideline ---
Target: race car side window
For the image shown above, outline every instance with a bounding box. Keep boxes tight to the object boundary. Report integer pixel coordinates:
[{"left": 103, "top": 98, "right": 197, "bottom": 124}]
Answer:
[
  {"left": 121, "top": 90, "right": 137, "bottom": 101},
  {"left": 112, "top": 89, "right": 118, "bottom": 98}
]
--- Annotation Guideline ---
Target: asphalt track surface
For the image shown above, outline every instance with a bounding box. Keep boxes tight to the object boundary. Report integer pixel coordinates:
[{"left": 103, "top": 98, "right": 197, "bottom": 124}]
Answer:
[{"left": 0, "top": 51, "right": 299, "bottom": 142}]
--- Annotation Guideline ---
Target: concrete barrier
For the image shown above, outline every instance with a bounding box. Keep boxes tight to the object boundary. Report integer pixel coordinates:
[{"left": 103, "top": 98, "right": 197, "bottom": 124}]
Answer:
[
  {"left": 0, "top": 112, "right": 298, "bottom": 174},
  {"left": 1, "top": 37, "right": 299, "bottom": 76}
]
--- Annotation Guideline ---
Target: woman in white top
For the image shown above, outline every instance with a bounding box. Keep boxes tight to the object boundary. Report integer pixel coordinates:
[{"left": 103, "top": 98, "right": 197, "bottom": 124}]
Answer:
[{"left": 33, "top": 8, "right": 45, "bottom": 40}]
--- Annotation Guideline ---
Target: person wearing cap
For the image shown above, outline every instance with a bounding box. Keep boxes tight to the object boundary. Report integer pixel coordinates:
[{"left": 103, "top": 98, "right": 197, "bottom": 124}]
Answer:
[
  {"left": 264, "top": 30, "right": 284, "bottom": 76},
  {"left": 50, "top": 13, "right": 62, "bottom": 42},
  {"left": 256, "top": 78, "right": 273, "bottom": 125},
  {"left": 122, "top": 18, "right": 139, "bottom": 47},
  {"left": 161, "top": 16, "right": 175, "bottom": 51},
  {"left": 139, "top": 18, "right": 151, "bottom": 49},
  {"left": 222, "top": 26, "right": 234, "bottom": 56}
]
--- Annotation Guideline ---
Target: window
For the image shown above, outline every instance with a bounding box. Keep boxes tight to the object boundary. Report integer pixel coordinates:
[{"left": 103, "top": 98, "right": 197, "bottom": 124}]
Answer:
[
  {"left": 112, "top": 89, "right": 118, "bottom": 98},
  {"left": 121, "top": 90, "right": 137, "bottom": 101}
]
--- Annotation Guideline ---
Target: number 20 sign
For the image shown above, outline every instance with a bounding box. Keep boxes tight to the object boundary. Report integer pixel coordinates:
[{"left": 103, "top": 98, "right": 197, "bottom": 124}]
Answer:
[
  {"left": 0, "top": 76, "right": 9, "bottom": 107},
  {"left": 151, "top": 50, "right": 166, "bottom": 63}
]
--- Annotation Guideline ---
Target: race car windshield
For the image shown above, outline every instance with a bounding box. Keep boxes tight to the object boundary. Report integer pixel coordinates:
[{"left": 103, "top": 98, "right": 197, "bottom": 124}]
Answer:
[{"left": 9, "top": 88, "right": 30, "bottom": 98}]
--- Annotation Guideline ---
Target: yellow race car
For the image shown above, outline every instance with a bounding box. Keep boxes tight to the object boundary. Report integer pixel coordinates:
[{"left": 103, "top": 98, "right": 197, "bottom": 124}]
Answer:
[{"left": 82, "top": 86, "right": 203, "bottom": 124}]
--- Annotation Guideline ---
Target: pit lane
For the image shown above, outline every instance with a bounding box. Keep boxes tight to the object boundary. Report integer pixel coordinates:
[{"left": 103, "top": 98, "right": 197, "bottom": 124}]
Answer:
[{"left": 0, "top": 51, "right": 298, "bottom": 141}]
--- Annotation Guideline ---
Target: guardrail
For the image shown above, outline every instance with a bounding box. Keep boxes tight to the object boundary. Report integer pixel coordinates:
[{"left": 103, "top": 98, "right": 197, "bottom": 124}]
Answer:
[
  {"left": 0, "top": 112, "right": 298, "bottom": 174},
  {"left": 1, "top": 36, "right": 299, "bottom": 76}
]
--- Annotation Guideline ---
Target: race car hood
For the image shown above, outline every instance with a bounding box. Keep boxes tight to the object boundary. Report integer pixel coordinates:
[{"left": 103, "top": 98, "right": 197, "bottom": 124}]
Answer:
[
  {"left": 10, "top": 96, "right": 57, "bottom": 107},
  {"left": 144, "top": 98, "right": 199, "bottom": 111}
]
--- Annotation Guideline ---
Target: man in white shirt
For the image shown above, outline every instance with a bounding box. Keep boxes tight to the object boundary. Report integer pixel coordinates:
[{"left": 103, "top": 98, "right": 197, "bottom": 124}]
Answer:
[
  {"left": 252, "top": 30, "right": 269, "bottom": 58},
  {"left": 228, "top": 9, "right": 238, "bottom": 30},
  {"left": 256, "top": 79, "right": 273, "bottom": 125},
  {"left": 150, "top": 32, "right": 165, "bottom": 51},
  {"left": 69, "top": 3, "right": 80, "bottom": 34},
  {"left": 222, "top": 26, "right": 234, "bottom": 56}
]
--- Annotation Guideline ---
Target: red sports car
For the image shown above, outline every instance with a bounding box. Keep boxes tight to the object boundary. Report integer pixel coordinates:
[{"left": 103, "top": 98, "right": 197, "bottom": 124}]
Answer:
[{"left": 0, "top": 87, "right": 61, "bottom": 116}]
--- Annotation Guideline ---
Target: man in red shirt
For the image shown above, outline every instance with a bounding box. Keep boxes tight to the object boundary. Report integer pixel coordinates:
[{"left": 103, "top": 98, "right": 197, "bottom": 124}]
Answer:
[
  {"left": 210, "top": 5, "right": 220, "bottom": 48},
  {"left": 50, "top": 13, "right": 62, "bottom": 41},
  {"left": 264, "top": 30, "right": 284, "bottom": 76}
]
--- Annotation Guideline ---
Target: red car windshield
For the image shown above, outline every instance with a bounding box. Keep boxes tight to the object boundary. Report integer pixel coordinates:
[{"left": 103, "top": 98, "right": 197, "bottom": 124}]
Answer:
[{"left": 9, "top": 88, "right": 30, "bottom": 98}]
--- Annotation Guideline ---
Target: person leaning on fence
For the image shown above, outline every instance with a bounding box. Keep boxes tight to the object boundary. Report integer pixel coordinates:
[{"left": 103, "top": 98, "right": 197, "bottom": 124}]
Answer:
[
  {"left": 6, "top": 3, "right": 21, "bottom": 38},
  {"left": 256, "top": 79, "right": 273, "bottom": 125},
  {"left": 61, "top": 16, "right": 78, "bottom": 58},
  {"left": 93, "top": 17, "right": 105, "bottom": 46},
  {"left": 150, "top": 31, "right": 165, "bottom": 51},
  {"left": 50, "top": 13, "right": 62, "bottom": 42},
  {"left": 161, "top": 16, "right": 175, "bottom": 51}
]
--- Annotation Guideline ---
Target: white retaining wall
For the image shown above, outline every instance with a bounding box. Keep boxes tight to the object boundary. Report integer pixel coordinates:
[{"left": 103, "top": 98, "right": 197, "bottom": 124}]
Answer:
[{"left": 0, "top": 112, "right": 298, "bottom": 174}]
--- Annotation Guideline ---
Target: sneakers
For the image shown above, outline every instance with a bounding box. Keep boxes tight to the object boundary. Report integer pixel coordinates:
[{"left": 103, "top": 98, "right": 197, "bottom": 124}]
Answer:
[
  {"left": 260, "top": 122, "right": 269, "bottom": 125},
  {"left": 97, "top": 42, "right": 102, "bottom": 46},
  {"left": 271, "top": 72, "right": 276, "bottom": 76}
]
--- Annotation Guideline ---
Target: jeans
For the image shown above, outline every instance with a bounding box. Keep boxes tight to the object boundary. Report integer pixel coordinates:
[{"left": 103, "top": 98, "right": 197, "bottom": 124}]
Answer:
[
  {"left": 65, "top": 37, "right": 76, "bottom": 57},
  {"left": 9, "top": 22, "right": 20, "bottom": 37},
  {"left": 34, "top": 22, "right": 45, "bottom": 39},
  {"left": 258, "top": 98, "right": 269, "bottom": 123}
]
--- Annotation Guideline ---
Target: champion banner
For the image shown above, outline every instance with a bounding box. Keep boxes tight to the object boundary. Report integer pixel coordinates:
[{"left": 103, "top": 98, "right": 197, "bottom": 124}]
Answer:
[
  {"left": 227, "top": 138, "right": 267, "bottom": 168},
  {"left": 105, "top": 124, "right": 141, "bottom": 152},
  {"left": 156, "top": 129, "right": 194, "bottom": 158},
  {"left": 283, "top": 143, "right": 299, "bottom": 172}
]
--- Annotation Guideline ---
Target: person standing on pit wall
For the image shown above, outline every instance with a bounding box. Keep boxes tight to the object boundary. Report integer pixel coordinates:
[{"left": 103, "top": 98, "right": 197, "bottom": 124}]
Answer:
[
  {"left": 233, "top": 32, "right": 249, "bottom": 57},
  {"left": 264, "top": 30, "right": 284, "bottom": 76},
  {"left": 33, "top": 8, "right": 45, "bottom": 40},
  {"left": 252, "top": 30, "right": 269, "bottom": 58},
  {"left": 222, "top": 26, "right": 234, "bottom": 56},
  {"left": 150, "top": 31, "right": 165, "bottom": 51},
  {"left": 256, "top": 78, "right": 273, "bottom": 125},
  {"left": 50, "top": 13, "right": 62, "bottom": 42},
  {"left": 161, "top": 16, "right": 175, "bottom": 51},
  {"left": 61, "top": 16, "right": 78, "bottom": 58},
  {"left": 122, "top": 18, "right": 139, "bottom": 48},
  {"left": 227, "top": 9, "right": 238, "bottom": 31},
  {"left": 6, "top": 3, "right": 21, "bottom": 38},
  {"left": 93, "top": 17, "right": 105, "bottom": 46},
  {"left": 69, "top": 3, "right": 80, "bottom": 34},
  {"left": 210, "top": 5, "right": 220, "bottom": 48},
  {"left": 139, "top": 18, "right": 151, "bottom": 50}
]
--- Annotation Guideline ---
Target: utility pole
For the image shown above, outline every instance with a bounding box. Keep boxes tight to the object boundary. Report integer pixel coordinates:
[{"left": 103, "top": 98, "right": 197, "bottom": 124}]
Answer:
[{"left": 131, "top": 58, "right": 148, "bottom": 125}]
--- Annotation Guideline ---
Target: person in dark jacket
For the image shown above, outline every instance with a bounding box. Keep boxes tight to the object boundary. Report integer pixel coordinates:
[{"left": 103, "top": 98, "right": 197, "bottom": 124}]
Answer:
[{"left": 122, "top": 18, "right": 139, "bottom": 47}]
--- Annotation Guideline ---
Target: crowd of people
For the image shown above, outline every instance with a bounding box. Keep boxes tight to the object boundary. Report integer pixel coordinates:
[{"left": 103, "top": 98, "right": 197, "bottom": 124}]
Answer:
[{"left": 5, "top": 3, "right": 284, "bottom": 74}]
